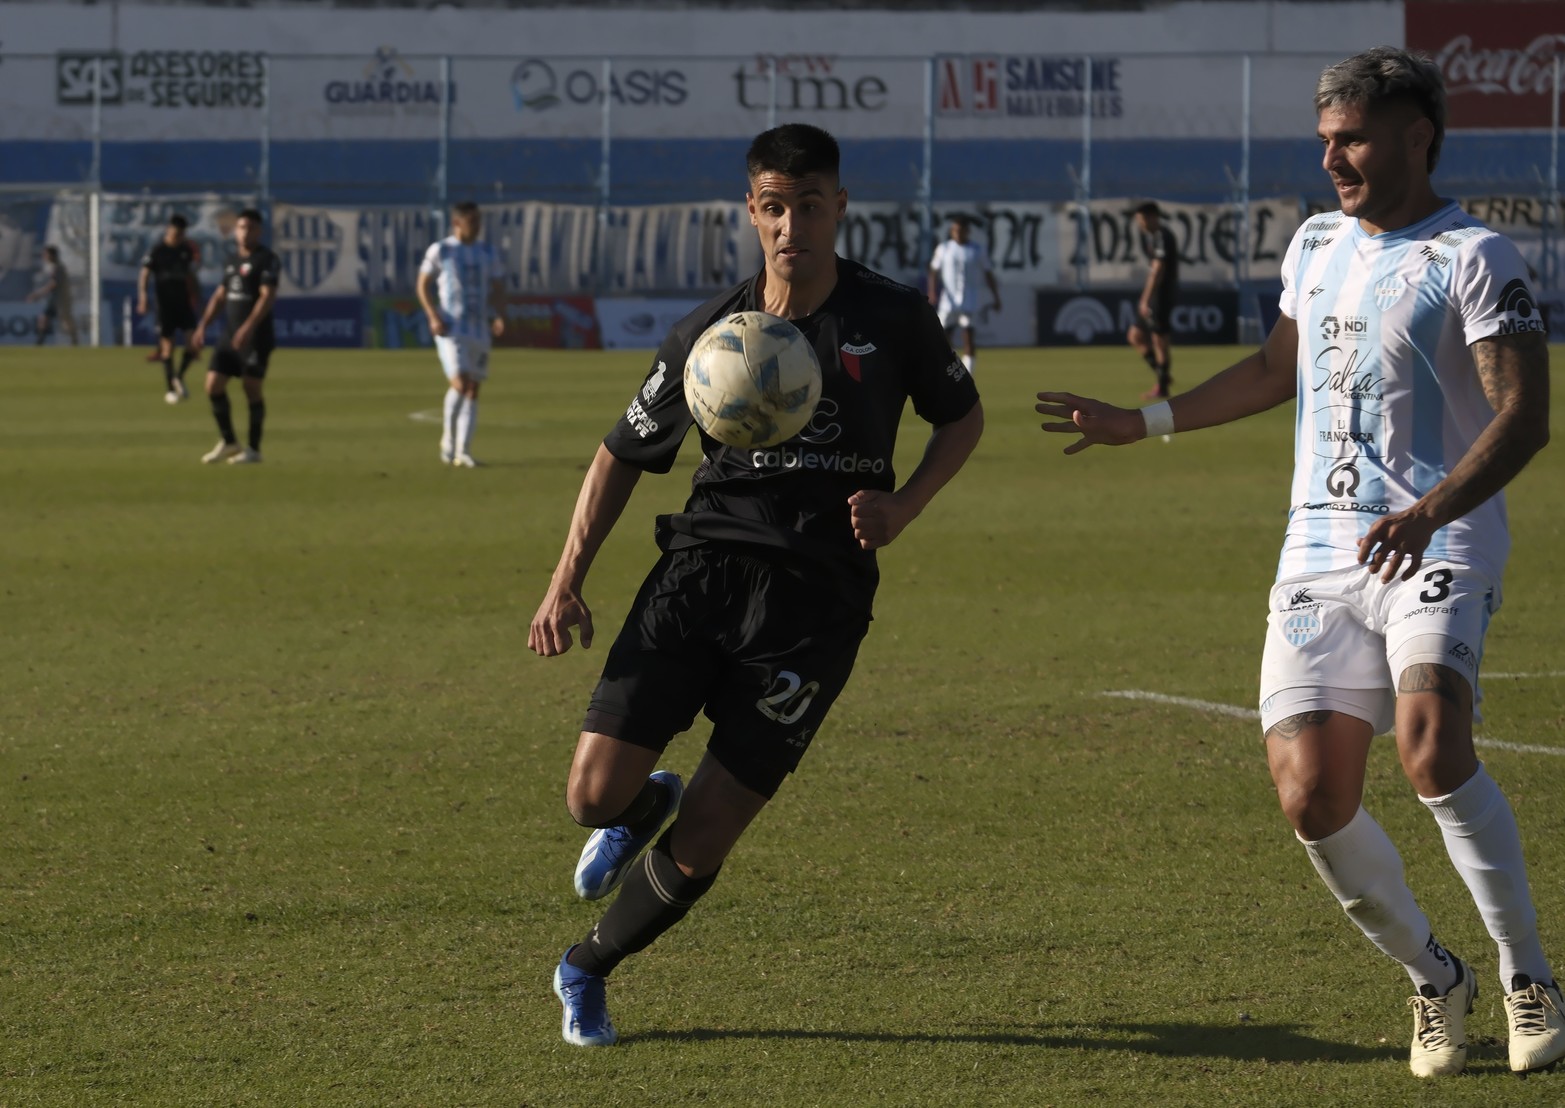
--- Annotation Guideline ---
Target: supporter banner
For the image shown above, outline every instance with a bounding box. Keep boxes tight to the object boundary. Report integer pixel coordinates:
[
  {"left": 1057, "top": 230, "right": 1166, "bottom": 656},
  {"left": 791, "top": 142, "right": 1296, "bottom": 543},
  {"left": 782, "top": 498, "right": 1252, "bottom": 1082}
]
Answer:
[
  {"left": 46, "top": 194, "right": 250, "bottom": 294},
  {"left": 1035, "top": 287, "right": 1239, "bottom": 346},
  {"left": 596, "top": 297, "right": 704, "bottom": 349},
  {"left": 273, "top": 296, "right": 364, "bottom": 347},
  {"left": 837, "top": 201, "right": 1064, "bottom": 288},
  {"left": 1070, "top": 197, "right": 1300, "bottom": 286},
  {"left": 0, "top": 198, "right": 53, "bottom": 301},
  {"left": 0, "top": 301, "right": 46, "bottom": 344},
  {"left": 1407, "top": 1, "right": 1565, "bottom": 129},
  {"left": 497, "top": 294, "right": 601, "bottom": 349}
]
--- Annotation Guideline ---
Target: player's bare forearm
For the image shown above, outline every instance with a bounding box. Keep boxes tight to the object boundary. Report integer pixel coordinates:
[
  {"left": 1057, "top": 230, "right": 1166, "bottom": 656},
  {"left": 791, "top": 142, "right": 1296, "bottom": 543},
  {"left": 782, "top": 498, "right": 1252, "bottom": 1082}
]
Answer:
[
  {"left": 1410, "top": 332, "right": 1548, "bottom": 529},
  {"left": 550, "top": 443, "right": 644, "bottom": 590},
  {"left": 247, "top": 287, "right": 277, "bottom": 328},
  {"left": 195, "top": 286, "right": 225, "bottom": 332},
  {"left": 851, "top": 402, "right": 983, "bottom": 549},
  {"left": 1038, "top": 314, "right": 1297, "bottom": 452}
]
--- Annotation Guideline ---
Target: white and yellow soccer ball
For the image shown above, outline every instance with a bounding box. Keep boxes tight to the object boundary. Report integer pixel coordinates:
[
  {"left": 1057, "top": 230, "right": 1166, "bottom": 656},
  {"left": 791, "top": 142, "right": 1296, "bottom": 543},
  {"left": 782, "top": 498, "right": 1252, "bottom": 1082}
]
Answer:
[{"left": 683, "top": 310, "right": 822, "bottom": 449}]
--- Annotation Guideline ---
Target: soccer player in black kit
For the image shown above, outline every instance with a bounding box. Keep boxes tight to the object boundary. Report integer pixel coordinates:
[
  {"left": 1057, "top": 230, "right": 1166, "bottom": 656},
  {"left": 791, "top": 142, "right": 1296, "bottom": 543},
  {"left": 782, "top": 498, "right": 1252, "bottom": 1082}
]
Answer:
[
  {"left": 192, "top": 209, "right": 279, "bottom": 465},
  {"left": 138, "top": 214, "right": 202, "bottom": 404},
  {"left": 1126, "top": 200, "right": 1180, "bottom": 399},
  {"left": 529, "top": 124, "right": 985, "bottom": 1047}
]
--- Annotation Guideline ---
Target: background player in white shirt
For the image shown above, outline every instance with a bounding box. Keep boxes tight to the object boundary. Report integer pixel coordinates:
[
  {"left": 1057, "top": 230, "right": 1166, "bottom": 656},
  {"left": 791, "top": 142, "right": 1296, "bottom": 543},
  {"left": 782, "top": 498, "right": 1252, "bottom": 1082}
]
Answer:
[
  {"left": 416, "top": 201, "right": 506, "bottom": 466},
  {"left": 1038, "top": 47, "right": 1562, "bottom": 1078},
  {"left": 928, "top": 215, "right": 1000, "bottom": 374}
]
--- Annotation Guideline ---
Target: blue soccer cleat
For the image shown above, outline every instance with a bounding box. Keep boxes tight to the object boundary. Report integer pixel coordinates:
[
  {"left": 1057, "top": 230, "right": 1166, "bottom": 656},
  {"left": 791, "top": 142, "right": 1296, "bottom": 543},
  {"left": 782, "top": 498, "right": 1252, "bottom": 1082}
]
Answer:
[
  {"left": 554, "top": 948, "right": 617, "bottom": 1047},
  {"left": 573, "top": 770, "right": 683, "bottom": 900}
]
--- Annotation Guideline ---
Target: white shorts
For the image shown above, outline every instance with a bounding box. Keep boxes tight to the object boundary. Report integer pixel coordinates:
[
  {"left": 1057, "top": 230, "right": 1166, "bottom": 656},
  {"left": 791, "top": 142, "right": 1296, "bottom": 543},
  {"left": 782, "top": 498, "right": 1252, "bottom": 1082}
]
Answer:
[
  {"left": 1258, "top": 560, "right": 1499, "bottom": 736},
  {"left": 938, "top": 307, "right": 973, "bottom": 331},
  {"left": 436, "top": 335, "right": 490, "bottom": 382}
]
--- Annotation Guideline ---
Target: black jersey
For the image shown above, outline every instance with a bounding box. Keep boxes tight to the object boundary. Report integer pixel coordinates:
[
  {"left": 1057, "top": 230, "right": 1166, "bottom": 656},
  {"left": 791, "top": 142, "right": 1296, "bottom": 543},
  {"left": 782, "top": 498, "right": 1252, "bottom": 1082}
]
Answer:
[
  {"left": 142, "top": 241, "right": 199, "bottom": 305},
  {"left": 1140, "top": 225, "right": 1180, "bottom": 291},
  {"left": 220, "top": 245, "right": 280, "bottom": 348},
  {"left": 603, "top": 257, "right": 980, "bottom": 609}
]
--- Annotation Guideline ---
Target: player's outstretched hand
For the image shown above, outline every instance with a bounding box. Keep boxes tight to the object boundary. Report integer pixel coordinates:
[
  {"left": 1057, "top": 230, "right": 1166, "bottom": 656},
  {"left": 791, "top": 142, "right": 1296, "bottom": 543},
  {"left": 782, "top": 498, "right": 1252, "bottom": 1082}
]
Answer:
[
  {"left": 848, "top": 488, "right": 916, "bottom": 550},
  {"left": 190, "top": 328, "right": 207, "bottom": 353},
  {"left": 1357, "top": 506, "right": 1439, "bottom": 583},
  {"left": 428, "top": 315, "right": 450, "bottom": 338},
  {"left": 1035, "top": 392, "right": 1146, "bottom": 455},
  {"left": 529, "top": 584, "right": 595, "bottom": 657}
]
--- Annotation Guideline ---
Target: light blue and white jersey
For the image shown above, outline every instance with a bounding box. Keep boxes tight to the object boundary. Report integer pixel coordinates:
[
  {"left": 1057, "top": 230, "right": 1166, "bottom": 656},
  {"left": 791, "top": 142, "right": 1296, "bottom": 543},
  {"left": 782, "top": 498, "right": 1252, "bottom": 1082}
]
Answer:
[
  {"left": 931, "top": 239, "right": 992, "bottom": 315},
  {"left": 1276, "top": 201, "right": 1543, "bottom": 582},
  {"left": 419, "top": 236, "right": 504, "bottom": 342}
]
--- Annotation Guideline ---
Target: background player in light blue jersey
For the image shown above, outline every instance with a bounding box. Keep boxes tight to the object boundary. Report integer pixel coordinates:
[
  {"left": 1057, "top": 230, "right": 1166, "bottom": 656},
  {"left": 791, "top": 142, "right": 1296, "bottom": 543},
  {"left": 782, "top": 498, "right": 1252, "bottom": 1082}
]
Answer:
[
  {"left": 1038, "top": 47, "right": 1560, "bottom": 1079},
  {"left": 416, "top": 201, "right": 506, "bottom": 466}
]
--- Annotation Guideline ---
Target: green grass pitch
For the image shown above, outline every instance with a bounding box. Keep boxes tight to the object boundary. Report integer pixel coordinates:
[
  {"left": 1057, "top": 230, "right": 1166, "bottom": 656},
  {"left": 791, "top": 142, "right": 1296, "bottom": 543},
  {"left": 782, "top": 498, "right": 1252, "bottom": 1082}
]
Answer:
[{"left": 3, "top": 342, "right": 1564, "bottom": 1106}]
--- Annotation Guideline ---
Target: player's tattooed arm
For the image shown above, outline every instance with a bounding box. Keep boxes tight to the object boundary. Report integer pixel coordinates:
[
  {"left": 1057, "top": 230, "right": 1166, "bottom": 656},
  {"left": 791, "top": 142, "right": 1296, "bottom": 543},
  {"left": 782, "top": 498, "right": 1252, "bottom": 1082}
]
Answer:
[
  {"left": 1396, "top": 663, "right": 1470, "bottom": 709},
  {"left": 1359, "top": 331, "right": 1549, "bottom": 582},
  {"left": 1265, "top": 710, "right": 1335, "bottom": 741}
]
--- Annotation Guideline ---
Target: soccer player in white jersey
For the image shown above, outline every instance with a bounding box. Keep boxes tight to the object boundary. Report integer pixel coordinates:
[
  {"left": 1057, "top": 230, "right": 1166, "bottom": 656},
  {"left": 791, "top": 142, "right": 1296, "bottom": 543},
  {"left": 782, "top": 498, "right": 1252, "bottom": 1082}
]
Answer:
[
  {"left": 928, "top": 215, "right": 1000, "bottom": 374},
  {"left": 416, "top": 201, "right": 506, "bottom": 466},
  {"left": 1038, "top": 47, "right": 1562, "bottom": 1078}
]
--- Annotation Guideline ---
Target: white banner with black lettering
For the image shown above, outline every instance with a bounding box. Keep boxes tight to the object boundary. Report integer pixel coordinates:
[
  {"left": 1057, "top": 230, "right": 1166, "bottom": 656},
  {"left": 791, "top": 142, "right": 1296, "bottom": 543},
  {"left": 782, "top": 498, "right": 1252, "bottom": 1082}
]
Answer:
[{"left": 1069, "top": 197, "right": 1301, "bottom": 286}]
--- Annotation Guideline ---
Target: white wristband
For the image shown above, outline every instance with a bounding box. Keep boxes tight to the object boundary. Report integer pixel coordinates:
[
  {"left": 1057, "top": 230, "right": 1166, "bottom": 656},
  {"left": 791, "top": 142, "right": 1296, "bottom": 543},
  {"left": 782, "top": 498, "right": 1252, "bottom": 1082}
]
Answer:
[{"left": 1141, "top": 400, "right": 1175, "bottom": 438}]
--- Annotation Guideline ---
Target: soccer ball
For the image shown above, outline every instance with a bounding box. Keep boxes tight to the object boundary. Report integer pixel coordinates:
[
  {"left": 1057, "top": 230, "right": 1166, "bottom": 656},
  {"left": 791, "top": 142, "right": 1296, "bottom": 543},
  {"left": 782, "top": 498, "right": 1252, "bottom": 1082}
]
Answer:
[{"left": 684, "top": 311, "right": 822, "bottom": 449}]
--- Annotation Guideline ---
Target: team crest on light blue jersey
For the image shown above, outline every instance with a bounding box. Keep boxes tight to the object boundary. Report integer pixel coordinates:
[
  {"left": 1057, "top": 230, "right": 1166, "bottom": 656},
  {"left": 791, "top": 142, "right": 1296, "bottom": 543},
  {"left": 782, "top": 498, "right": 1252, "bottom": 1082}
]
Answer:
[
  {"left": 1283, "top": 613, "right": 1321, "bottom": 647},
  {"left": 1373, "top": 275, "right": 1407, "bottom": 311}
]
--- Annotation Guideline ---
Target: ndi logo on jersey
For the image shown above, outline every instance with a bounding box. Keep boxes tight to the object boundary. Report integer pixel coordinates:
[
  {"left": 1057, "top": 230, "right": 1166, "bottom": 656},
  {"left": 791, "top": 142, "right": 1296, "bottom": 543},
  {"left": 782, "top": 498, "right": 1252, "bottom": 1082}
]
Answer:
[
  {"left": 839, "top": 337, "right": 875, "bottom": 381},
  {"left": 1373, "top": 275, "right": 1407, "bottom": 311},
  {"left": 1053, "top": 296, "right": 1115, "bottom": 344},
  {"left": 273, "top": 209, "right": 343, "bottom": 294},
  {"left": 1282, "top": 612, "right": 1322, "bottom": 647}
]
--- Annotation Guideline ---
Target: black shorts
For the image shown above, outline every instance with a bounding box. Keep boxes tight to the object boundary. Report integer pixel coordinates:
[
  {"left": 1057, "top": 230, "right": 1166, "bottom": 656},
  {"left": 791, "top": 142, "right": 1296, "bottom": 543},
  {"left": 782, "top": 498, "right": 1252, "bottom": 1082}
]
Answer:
[
  {"left": 210, "top": 344, "right": 272, "bottom": 379},
  {"left": 1135, "top": 289, "right": 1175, "bottom": 336},
  {"left": 157, "top": 300, "right": 197, "bottom": 339},
  {"left": 585, "top": 547, "right": 870, "bottom": 799}
]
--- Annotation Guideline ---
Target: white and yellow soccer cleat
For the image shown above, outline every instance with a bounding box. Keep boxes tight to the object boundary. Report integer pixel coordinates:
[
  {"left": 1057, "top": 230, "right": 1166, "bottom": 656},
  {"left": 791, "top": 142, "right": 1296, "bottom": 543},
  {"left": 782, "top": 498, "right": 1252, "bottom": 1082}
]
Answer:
[
  {"left": 201, "top": 440, "right": 244, "bottom": 464},
  {"left": 1408, "top": 957, "right": 1476, "bottom": 1078},
  {"left": 1505, "top": 976, "right": 1565, "bottom": 1074}
]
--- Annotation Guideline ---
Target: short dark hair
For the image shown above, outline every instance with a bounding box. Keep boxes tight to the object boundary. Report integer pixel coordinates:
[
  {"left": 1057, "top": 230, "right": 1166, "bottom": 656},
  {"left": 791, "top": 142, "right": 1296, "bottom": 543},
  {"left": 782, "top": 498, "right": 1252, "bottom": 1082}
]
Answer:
[
  {"left": 237, "top": 207, "right": 264, "bottom": 224},
  {"left": 452, "top": 200, "right": 480, "bottom": 219},
  {"left": 949, "top": 214, "right": 972, "bottom": 229},
  {"left": 168, "top": 214, "right": 189, "bottom": 231},
  {"left": 746, "top": 124, "right": 840, "bottom": 183},
  {"left": 1133, "top": 201, "right": 1162, "bottom": 218},
  {"left": 1315, "top": 46, "right": 1446, "bottom": 172},
  {"left": 43, "top": 245, "right": 59, "bottom": 260}
]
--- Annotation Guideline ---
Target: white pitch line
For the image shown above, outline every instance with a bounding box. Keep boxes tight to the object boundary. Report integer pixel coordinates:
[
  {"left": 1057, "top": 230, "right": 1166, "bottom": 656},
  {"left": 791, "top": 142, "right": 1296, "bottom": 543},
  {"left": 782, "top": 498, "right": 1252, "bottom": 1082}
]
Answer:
[
  {"left": 1101, "top": 690, "right": 1259, "bottom": 719},
  {"left": 1099, "top": 690, "right": 1565, "bottom": 757},
  {"left": 408, "top": 409, "right": 442, "bottom": 424},
  {"left": 1486, "top": 671, "right": 1565, "bottom": 680}
]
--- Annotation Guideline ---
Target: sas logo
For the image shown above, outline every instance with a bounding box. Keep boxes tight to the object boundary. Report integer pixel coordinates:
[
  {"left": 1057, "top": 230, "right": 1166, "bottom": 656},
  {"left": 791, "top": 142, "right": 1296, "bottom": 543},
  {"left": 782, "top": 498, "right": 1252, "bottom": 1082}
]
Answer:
[
  {"left": 1283, "top": 612, "right": 1321, "bottom": 647},
  {"left": 1373, "top": 276, "right": 1407, "bottom": 311},
  {"left": 1053, "top": 296, "right": 1116, "bottom": 344},
  {"left": 839, "top": 337, "right": 876, "bottom": 381},
  {"left": 274, "top": 209, "right": 343, "bottom": 294},
  {"left": 1320, "top": 314, "right": 1368, "bottom": 342}
]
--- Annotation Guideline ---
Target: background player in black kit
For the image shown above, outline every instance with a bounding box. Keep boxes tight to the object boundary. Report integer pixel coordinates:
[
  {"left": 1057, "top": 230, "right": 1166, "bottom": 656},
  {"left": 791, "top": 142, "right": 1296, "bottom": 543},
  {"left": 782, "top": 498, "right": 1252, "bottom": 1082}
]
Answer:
[
  {"left": 1126, "top": 200, "right": 1180, "bottom": 399},
  {"left": 529, "top": 124, "right": 984, "bottom": 1047},
  {"left": 138, "top": 214, "right": 203, "bottom": 404},
  {"left": 192, "top": 209, "right": 279, "bottom": 465}
]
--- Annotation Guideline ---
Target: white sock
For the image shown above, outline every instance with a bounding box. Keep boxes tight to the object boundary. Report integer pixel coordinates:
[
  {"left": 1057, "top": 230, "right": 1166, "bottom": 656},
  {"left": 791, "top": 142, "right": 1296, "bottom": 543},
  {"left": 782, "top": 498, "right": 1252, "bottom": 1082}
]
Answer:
[
  {"left": 1421, "top": 763, "right": 1552, "bottom": 990},
  {"left": 442, "top": 388, "right": 461, "bottom": 456},
  {"left": 1301, "top": 807, "right": 1456, "bottom": 992},
  {"left": 961, "top": 352, "right": 974, "bottom": 373},
  {"left": 456, "top": 396, "right": 478, "bottom": 455}
]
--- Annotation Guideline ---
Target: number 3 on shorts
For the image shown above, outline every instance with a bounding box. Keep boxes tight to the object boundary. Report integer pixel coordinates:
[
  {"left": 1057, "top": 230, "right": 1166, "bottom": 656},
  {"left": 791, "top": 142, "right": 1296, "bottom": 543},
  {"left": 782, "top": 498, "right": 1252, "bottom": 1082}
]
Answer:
[{"left": 1420, "top": 568, "right": 1453, "bottom": 604}]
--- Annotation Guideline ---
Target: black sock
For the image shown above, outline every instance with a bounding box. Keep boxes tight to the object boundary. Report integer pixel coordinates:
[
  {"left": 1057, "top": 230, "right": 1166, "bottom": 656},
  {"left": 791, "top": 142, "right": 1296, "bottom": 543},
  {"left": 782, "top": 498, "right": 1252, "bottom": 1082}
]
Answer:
[
  {"left": 178, "top": 349, "right": 195, "bottom": 378},
  {"left": 594, "top": 777, "right": 671, "bottom": 836},
  {"left": 1158, "top": 355, "right": 1173, "bottom": 391},
  {"left": 1141, "top": 350, "right": 1158, "bottom": 371},
  {"left": 247, "top": 400, "right": 266, "bottom": 451},
  {"left": 211, "top": 393, "right": 237, "bottom": 443},
  {"left": 567, "top": 826, "right": 719, "bottom": 977},
  {"left": 162, "top": 358, "right": 175, "bottom": 388}
]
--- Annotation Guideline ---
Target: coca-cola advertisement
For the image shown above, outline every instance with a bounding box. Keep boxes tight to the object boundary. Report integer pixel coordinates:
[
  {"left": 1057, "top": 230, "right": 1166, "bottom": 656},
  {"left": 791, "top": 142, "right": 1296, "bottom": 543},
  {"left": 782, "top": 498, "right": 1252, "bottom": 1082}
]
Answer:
[{"left": 1407, "top": 1, "right": 1565, "bottom": 129}]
